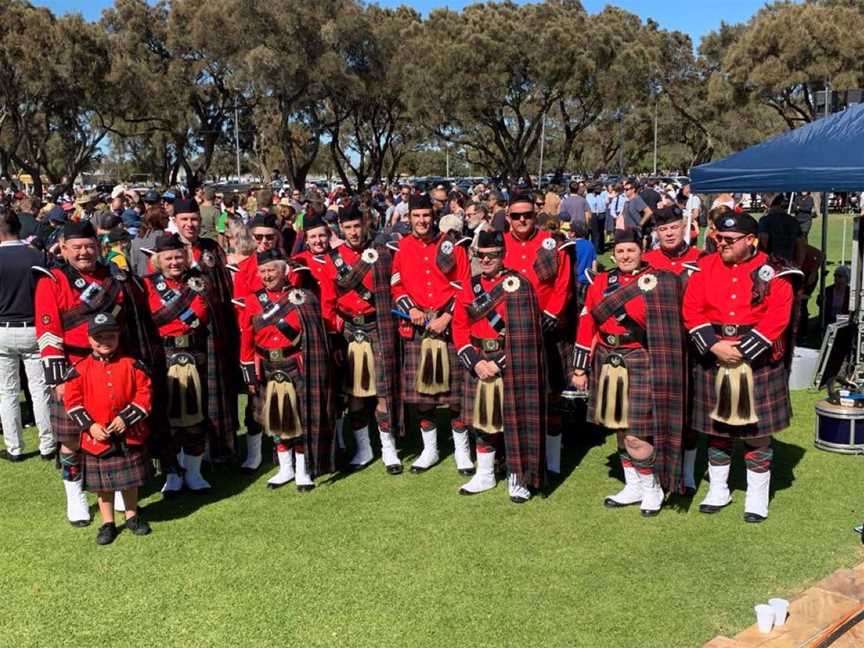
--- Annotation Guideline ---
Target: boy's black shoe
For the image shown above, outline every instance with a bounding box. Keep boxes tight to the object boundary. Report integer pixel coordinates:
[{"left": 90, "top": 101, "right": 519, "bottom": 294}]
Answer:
[
  {"left": 124, "top": 515, "right": 151, "bottom": 536},
  {"left": 96, "top": 522, "right": 118, "bottom": 545}
]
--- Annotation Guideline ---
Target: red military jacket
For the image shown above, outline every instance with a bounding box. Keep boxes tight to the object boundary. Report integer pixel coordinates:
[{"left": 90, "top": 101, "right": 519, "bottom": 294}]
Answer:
[
  {"left": 323, "top": 242, "right": 377, "bottom": 326},
  {"left": 144, "top": 273, "right": 210, "bottom": 337},
  {"left": 238, "top": 287, "right": 304, "bottom": 383},
  {"left": 643, "top": 244, "right": 701, "bottom": 277},
  {"left": 573, "top": 266, "right": 649, "bottom": 370},
  {"left": 64, "top": 353, "right": 151, "bottom": 453},
  {"left": 231, "top": 254, "right": 262, "bottom": 307},
  {"left": 682, "top": 250, "right": 797, "bottom": 363},
  {"left": 391, "top": 233, "right": 470, "bottom": 315},
  {"left": 452, "top": 271, "right": 509, "bottom": 372},
  {"left": 35, "top": 264, "right": 126, "bottom": 385},
  {"left": 293, "top": 249, "right": 338, "bottom": 333},
  {"left": 503, "top": 228, "right": 571, "bottom": 319}
]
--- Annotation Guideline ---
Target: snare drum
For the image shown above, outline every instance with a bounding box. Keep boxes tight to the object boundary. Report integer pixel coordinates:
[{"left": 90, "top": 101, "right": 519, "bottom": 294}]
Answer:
[{"left": 815, "top": 399, "right": 864, "bottom": 454}]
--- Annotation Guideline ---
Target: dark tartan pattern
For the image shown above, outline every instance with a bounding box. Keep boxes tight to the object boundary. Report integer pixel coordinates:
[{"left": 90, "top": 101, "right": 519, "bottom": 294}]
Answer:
[
  {"left": 370, "top": 243, "right": 402, "bottom": 434},
  {"left": 203, "top": 283, "right": 239, "bottom": 460},
  {"left": 460, "top": 350, "right": 505, "bottom": 428},
  {"left": 589, "top": 270, "right": 685, "bottom": 493},
  {"left": 532, "top": 243, "right": 559, "bottom": 282},
  {"left": 83, "top": 445, "right": 153, "bottom": 492},
  {"left": 587, "top": 345, "right": 653, "bottom": 434},
  {"left": 546, "top": 332, "right": 573, "bottom": 394},
  {"left": 400, "top": 335, "right": 462, "bottom": 409},
  {"left": 501, "top": 274, "right": 547, "bottom": 489},
  {"left": 49, "top": 392, "right": 78, "bottom": 445},
  {"left": 691, "top": 358, "right": 791, "bottom": 438}
]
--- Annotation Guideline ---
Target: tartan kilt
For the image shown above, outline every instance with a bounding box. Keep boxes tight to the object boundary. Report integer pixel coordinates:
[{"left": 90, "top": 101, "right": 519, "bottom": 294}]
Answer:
[
  {"left": 50, "top": 392, "right": 79, "bottom": 446},
  {"left": 341, "top": 325, "right": 390, "bottom": 399},
  {"left": 400, "top": 335, "right": 462, "bottom": 410},
  {"left": 691, "top": 358, "right": 790, "bottom": 439},
  {"left": 460, "top": 349, "right": 505, "bottom": 429},
  {"left": 587, "top": 345, "right": 653, "bottom": 437},
  {"left": 546, "top": 335, "right": 573, "bottom": 394},
  {"left": 251, "top": 357, "right": 306, "bottom": 437},
  {"left": 83, "top": 445, "right": 153, "bottom": 492}
]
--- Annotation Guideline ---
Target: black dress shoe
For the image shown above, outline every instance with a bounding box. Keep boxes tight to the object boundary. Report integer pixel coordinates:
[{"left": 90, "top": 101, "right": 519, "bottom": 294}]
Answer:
[
  {"left": 410, "top": 464, "right": 431, "bottom": 474},
  {"left": 457, "top": 467, "right": 476, "bottom": 476},
  {"left": 124, "top": 515, "right": 151, "bottom": 536},
  {"left": 699, "top": 502, "right": 732, "bottom": 514},
  {"left": 385, "top": 463, "right": 403, "bottom": 475},
  {"left": 744, "top": 512, "right": 766, "bottom": 524},
  {"left": 641, "top": 508, "right": 662, "bottom": 518},
  {"left": 240, "top": 465, "right": 260, "bottom": 475},
  {"left": 604, "top": 497, "right": 640, "bottom": 509},
  {"left": 70, "top": 519, "right": 91, "bottom": 528},
  {"left": 266, "top": 481, "right": 289, "bottom": 490},
  {"left": 0, "top": 450, "right": 23, "bottom": 462},
  {"left": 683, "top": 487, "right": 697, "bottom": 498},
  {"left": 96, "top": 522, "right": 118, "bottom": 545},
  {"left": 296, "top": 484, "right": 315, "bottom": 493},
  {"left": 40, "top": 451, "right": 56, "bottom": 461}
]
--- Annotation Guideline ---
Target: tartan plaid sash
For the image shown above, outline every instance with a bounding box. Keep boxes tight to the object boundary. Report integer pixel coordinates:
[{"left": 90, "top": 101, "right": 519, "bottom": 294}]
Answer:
[
  {"left": 467, "top": 275, "right": 507, "bottom": 334},
  {"left": 251, "top": 290, "right": 301, "bottom": 342},
  {"left": 59, "top": 265, "right": 123, "bottom": 330},
  {"left": 532, "top": 238, "right": 559, "bottom": 282},
  {"left": 370, "top": 244, "right": 402, "bottom": 434},
  {"left": 329, "top": 247, "right": 374, "bottom": 299},
  {"left": 501, "top": 273, "right": 546, "bottom": 489},
  {"left": 435, "top": 232, "right": 458, "bottom": 274},
  {"left": 148, "top": 274, "right": 199, "bottom": 328}
]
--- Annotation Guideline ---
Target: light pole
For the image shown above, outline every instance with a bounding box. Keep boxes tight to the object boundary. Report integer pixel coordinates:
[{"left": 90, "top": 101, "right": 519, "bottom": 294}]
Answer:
[
  {"left": 234, "top": 95, "right": 241, "bottom": 182},
  {"left": 537, "top": 112, "right": 546, "bottom": 188}
]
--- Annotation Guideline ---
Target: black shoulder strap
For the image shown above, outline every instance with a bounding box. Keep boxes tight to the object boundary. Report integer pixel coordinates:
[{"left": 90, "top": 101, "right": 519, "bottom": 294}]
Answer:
[{"left": 252, "top": 290, "right": 300, "bottom": 342}]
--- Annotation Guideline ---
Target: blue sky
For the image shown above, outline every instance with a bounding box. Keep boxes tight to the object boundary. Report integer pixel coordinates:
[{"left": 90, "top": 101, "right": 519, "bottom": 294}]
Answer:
[{"left": 36, "top": 0, "right": 775, "bottom": 43}]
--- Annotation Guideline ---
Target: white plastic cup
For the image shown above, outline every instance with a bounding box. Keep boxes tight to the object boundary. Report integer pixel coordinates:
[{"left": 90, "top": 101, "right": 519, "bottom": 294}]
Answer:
[
  {"left": 768, "top": 598, "right": 789, "bottom": 626},
  {"left": 755, "top": 604, "right": 775, "bottom": 633}
]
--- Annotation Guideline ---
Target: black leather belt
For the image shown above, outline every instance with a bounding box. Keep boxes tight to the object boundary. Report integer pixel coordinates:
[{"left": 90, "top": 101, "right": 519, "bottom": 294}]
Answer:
[
  {"left": 338, "top": 311, "right": 377, "bottom": 326},
  {"left": 713, "top": 324, "right": 753, "bottom": 337},
  {"left": 0, "top": 321, "right": 33, "bottom": 328},
  {"left": 256, "top": 346, "right": 298, "bottom": 362},
  {"left": 599, "top": 331, "right": 645, "bottom": 347},
  {"left": 471, "top": 336, "right": 505, "bottom": 352}
]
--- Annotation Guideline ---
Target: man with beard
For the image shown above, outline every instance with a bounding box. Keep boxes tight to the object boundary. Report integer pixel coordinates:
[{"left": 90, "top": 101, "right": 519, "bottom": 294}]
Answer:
[
  {"left": 239, "top": 250, "right": 334, "bottom": 491},
  {"left": 144, "top": 233, "right": 221, "bottom": 495},
  {"left": 171, "top": 198, "right": 238, "bottom": 463},
  {"left": 503, "top": 191, "right": 572, "bottom": 478},
  {"left": 683, "top": 212, "right": 801, "bottom": 523},
  {"left": 324, "top": 201, "right": 402, "bottom": 474},
  {"left": 451, "top": 229, "right": 546, "bottom": 502},
  {"left": 390, "top": 194, "right": 473, "bottom": 475},
  {"left": 642, "top": 206, "right": 702, "bottom": 493},
  {"left": 35, "top": 221, "right": 158, "bottom": 526}
]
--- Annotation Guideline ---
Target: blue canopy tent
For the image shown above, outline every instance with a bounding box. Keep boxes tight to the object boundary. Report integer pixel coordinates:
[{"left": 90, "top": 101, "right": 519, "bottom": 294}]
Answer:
[{"left": 690, "top": 102, "right": 864, "bottom": 193}]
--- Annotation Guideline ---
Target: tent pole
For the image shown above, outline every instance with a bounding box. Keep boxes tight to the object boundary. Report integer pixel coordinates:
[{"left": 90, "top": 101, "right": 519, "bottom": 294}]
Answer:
[{"left": 819, "top": 192, "right": 829, "bottom": 333}]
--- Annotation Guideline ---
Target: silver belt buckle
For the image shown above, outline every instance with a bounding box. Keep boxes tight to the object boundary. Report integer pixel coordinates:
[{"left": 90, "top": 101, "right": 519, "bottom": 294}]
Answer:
[
  {"left": 175, "top": 335, "right": 190, "bottom": 348},
  {"left": 606, "top": 334, "right": 620, "bottom": 346},
  {"left": 269, "top": 349, "right": 284, "bottom": 361},
  {"left": 352, "top": 315, "right": 366, "bottom": 325},
  {"left": 722, "top": 325, "right": 737, "bottom": 337},
  {"left": 482, "top": 339, "right": 499, "bottom": 352}
]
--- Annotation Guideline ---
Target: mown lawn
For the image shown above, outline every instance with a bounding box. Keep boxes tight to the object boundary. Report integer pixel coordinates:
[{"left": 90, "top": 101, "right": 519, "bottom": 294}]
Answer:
[{"left": 1, "top": 389, "right": 862, "bottom": 647}]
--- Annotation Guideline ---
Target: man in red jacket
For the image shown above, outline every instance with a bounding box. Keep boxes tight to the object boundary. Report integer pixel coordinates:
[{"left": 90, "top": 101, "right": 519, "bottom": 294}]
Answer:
[{"left": 683, "top": 212, "right": 802, "bottom": 523}]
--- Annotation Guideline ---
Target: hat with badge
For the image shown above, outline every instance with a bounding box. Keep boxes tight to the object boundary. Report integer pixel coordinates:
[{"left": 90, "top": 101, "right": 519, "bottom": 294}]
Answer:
[
  {"left": 476, "top": 229, "right": 505, "bottom": 249},
  {"left": 653, "top": 205, "right": 684, "bottom": 226},
  {"left": 613, "top": 228, "right": 642, "bottom": 247},
  {"left": 154, "top": 233, "right": 185, "bottom": 252},
  {"left": 715, "top": 211, "right": 758, "bottom": 236},
  {"left": 256, "top": 248, "right": 285, "bottom": 265},
  {"left": 303, "top": 211, "right": 326, "bottom": 232},
  {"left": 88, "top": 312, "right": 120, "bottom": 336},
  {"left": 62, "top": 220, "right": 97, "bottom": 240},
  {"left": 249, "top": 212, "right": 278, "bottom": 229}
]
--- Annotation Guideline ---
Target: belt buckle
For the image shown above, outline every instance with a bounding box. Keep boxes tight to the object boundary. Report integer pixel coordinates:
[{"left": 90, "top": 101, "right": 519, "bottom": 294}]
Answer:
[
  {"left": 606, "top": 334, "right": 620, "bottom": 346},
  {"left": 352, "top": 315, "right": 366, "bottom": 325},
  {"left": 607, "top": 352, "right": 624, "bottom": 367},
  {"left": 722, "top": 325, "right": 737, "bottom": 337},
  {"left": 175, "top": 335, "right": 190, "bottom": 349},
  {"left": 352, "top": 330, "right": 367, "bottom": 343},
  {"left": 269, "top": 349, "right": 284, "bottom": 361},
  {"left": 482, "top": 339, "right": 497, "bottom": 352}
]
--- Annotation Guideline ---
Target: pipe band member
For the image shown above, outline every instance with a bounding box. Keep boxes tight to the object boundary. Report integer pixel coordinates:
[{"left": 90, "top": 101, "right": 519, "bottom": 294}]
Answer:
[
  {"left": 682, "top": 211, "right": 802, "bottom": 523},
  {"left": 572, "top": 228, "right": 686, "bottom": 517},
  {"left": 239, "top": 249, "right": 335, "bottom": 492}
]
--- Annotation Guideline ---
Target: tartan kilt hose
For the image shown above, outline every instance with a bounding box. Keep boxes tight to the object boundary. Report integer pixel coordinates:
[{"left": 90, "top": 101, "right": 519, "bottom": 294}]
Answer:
[
  {"left": 400, "top": 335, "right": 462, "bottom": 410},
  {"left": 587, "top": 345, "right": 653, "bottom": 437},
  {"left": 49, "top": 392, "right": 79, "bottom": 446},
  {"left": 83, "top": 445, "right": 154, "bottom": 492},
  {"left": 691, "top": 358, "right": 791, "bottom": 438},
  {"left": 460, "top": 350, "right": 505, "bottom": 429},
  {"left": 251, "top": 357, "right": 306, "bottom": 437}
]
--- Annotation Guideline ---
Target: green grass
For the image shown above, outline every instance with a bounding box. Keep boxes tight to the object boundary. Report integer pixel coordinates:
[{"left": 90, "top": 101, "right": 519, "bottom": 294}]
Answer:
[{"left": 1, "top": 390, "right": 863, "bottom": 647}]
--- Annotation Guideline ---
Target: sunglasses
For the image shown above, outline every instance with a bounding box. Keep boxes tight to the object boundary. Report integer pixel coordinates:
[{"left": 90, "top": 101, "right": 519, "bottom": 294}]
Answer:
[
  {"left": 509, "top": 211, "right": 535, "bottom": 221},
  {"left": 715, "top": 234, "right": 747, "bottom": 245},
  {"left": 253, "top": 233, "right": 277, "bottom": 241},
  {"left": 476, "top": 250, "right": 504, "bottom": 260}
]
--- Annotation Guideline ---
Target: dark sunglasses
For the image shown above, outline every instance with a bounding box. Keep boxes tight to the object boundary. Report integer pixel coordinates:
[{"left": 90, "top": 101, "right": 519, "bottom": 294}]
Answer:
[
  {"left": 253, "top": 233, "right": 277, "bottom": 241},
  {"left": 715, "top": 234, "right": 747, "bottom": 245},
  {"left": 476, "top": 250, "right": 504, "bottom": 260},
  {"left": 509, "top": 211, "right": 535, "bottom": 221}
]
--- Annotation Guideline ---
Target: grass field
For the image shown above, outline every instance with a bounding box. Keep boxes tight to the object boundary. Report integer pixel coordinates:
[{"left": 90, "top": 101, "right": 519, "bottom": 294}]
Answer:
[{"left": 1, "top": 388, "right": 863, "bottom": 648}]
